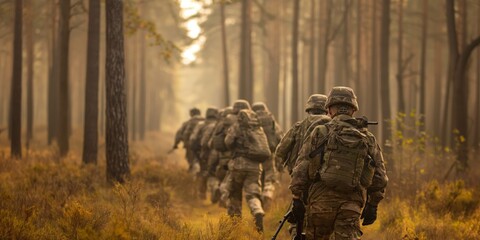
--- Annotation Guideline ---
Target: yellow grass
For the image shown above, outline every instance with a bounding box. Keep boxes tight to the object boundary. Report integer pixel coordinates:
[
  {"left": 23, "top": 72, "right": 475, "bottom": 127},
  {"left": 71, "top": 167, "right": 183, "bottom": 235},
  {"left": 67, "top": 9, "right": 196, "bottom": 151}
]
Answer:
[{"left": 0, "top": 130, "right": 479, "bottom": 239}]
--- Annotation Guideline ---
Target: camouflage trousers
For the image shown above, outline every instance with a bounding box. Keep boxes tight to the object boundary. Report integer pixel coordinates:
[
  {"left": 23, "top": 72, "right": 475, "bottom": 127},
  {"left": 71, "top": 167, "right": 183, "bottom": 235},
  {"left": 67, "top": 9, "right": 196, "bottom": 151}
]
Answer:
[
  {"left": 261, "top": 156, "right": 277, "bottom": 210},
  {"left": 227, "top": 169, "right": 265, "bottom": 217},
  {"left": 305, "top": 183, "right": 365, "bottom": 240}
]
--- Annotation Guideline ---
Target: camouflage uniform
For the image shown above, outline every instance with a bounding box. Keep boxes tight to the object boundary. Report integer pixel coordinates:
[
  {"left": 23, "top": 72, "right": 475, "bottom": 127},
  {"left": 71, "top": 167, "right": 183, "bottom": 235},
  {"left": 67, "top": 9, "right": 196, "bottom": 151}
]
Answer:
[
  {"left": 275, "top": 94, "right": 331, "bottom": 175},
  {"left": 224, "top": 100, "right": 266, "bottom": 232},
  {"left": 290, "top": 87, "right": 388, "bottom": 240},
  {"left": 174, "top": 108, "right": 205, "bottom": 171},
  {"left": 190, "top": 107, "right": 219, "bottom": 200},
  {"left": 208, "top": 107, "right": 236, "bottom": 208},
  {"left": 252, "top": 102, "right": 283, "bottom": 210}
]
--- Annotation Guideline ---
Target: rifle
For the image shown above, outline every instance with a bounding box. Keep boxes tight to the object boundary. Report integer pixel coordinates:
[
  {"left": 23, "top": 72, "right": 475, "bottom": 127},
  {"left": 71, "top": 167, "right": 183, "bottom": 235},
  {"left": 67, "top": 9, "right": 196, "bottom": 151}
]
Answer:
[
  {"left": 355, "top": 116, "right": 378, "bottom": 128},
  {"left": 272, "top": 209, "right": 292, "bottom": 240},
  {"left": 272, "top": 205, "right": 306, "bottom": 240}
]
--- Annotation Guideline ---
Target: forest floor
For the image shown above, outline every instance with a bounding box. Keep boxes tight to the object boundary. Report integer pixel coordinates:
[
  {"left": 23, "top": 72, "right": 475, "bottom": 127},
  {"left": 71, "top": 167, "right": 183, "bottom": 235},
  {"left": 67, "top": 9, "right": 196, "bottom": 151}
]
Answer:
[{"left": 0, "top": 129, "right": 479, "bottom": 239}]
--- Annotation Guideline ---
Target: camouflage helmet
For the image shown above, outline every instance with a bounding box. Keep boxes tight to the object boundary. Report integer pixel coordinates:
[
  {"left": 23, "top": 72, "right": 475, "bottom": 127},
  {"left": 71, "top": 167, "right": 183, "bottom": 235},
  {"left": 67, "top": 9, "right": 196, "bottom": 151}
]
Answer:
[
  {"left": 206, "top": 107, "right": 219, "bottom": 119},
  {"left": 221, "top": 106, "right": 233, "bottom": 118},
  {"left": 325, "top": 86, "right": 359, "bottom": 111},
  {"left": 232, "top": 99, "right": 251, "bottom": 114},
  {"left": 305, "top": 94, "right": 328, "bottom": 113},
  {"left": 189, "top": 107, "right": 201, "bottom": 117},
  {"left": 252, "top": 102, "right": 269, "bottom": 112}
]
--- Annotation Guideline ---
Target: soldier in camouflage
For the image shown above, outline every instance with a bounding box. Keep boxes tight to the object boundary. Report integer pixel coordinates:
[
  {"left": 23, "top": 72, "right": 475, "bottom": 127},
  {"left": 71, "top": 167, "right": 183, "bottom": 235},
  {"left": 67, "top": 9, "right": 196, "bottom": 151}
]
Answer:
[
  {"left": 252, "top": 102, "right": 283, "bottom": 211},
  {"left": 224, "top": 100, "right": 266, "bottom": 232},
  {"left": 190, "top": 107, "right": 219, "bottom": 200},
  {"left": 275, "top": 94, "right": 331, "bottom": 175},
  {"left": 290, "top": 87, "right": 388, "bottom": 240},
  {"left": 173, "top": 108, "right": 205, "bottom": 172}
]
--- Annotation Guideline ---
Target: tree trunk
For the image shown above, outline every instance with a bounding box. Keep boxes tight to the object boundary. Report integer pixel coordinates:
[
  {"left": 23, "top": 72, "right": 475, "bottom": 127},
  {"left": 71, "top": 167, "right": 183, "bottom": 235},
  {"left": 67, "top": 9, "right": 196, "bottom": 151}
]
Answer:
[
  {"left": 432, "top": 32, "right": 443, "bottom": 139},
  {"left": 446, "top": 0, "right": 480, "bottom": 174},
  {"left": 82, "top": 0, "right": 100, "bottom": 165},
  {"left": 220, "top": 2, "right": 230, "bottom": 107},
  {"left": 418, "top": 0, "right": 428, "bottom": 134},
  {"left": 106, "top": 0, "right": 130, "bottom": 183},
  {"left": 238, "top": 0, "right": 253, "bottom": 102},
  {"left": 291, "top": 0, "right": 300, "bottom": 124},
  {"left": 475, "top": 4, "right": 480, "bottom": 149},
  {"left": 355, "top": 0, "right": 363, "bottom": 108},
  {"left": 139, "top": 31, "right": 146, "bottom": 141},
  {"left": 396, "top": 0, "right": 405, "bottom": 115},
  {"left": 308, "top": 0, "right": 316, "bottom": 95},
  {"left": 343, "top": 0, "right": 351, "bottom": 87},
  {"left": 379, "top": 0, "right": 391, "bottom": 143},
  {"left": 369, "top": 1, "right": 379, "bottom": 136},
  {"left": 57, "top": 0, "right": 71, "bottom": 157},
  {"left": 10, "top": 0, "right": 23, "bottom": 158},
  {"left": 48, "top": 0, "right": 58, "bottom": 145},
  {"left": 26, "top": 0, "right": 34, "bottom": 146},
  {"left": 317, "top": 0, "right": 332, "bottom": 94}
]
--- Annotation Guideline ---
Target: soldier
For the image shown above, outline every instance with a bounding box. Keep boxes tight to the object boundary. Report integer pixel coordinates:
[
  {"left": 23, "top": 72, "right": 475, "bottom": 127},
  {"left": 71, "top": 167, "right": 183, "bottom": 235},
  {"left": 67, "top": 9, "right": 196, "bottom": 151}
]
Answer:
[
  {"left": 208, "top": 107, "right": 234, "bottom": 205},
  {"left": 224, "top": 100, "right": 269, "bottom": 232},
  {"left": 275, "top": 94, "right": 331, "bottom": 175},
  {"left": 274, "top": 94, "right": 330, "bottom": 238},
  {"left": 190, "top": 107, "right": 219, "bottom": 200},
  {"left": 173, "top": 108, "right": 205, "bottom": 172},
  {"left": 290, "top": 86, "right": 388, "bottom": 239},
  {"left": 252, "top": 102, "right": 283, "bottom": 210},
  {"left": 210, "top": 102, "right": 249, "bottom": 208}
]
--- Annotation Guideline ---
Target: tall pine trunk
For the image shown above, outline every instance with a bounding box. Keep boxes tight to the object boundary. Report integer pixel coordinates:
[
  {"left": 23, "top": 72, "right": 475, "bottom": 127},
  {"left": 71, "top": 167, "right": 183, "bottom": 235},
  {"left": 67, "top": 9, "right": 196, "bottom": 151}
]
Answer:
[
  {"left": 291, "top": 0, "right": 300, "bottom": 123},
  {"left": 26, "top": 0, "right": 34, "bottom": 146},
  {"left": 106, "top": 0, "right": 130, "bottom": 183},
  {"left": 82, "top": 0, "right": 100, "bottom": 165},
  {"left": 48, "top": 0, "right": 58, "bottom": 145},
  {"left": 220, "top": 2, "right": 230, "bottom": 106},
  {"left": 446, "top": 0, "right": 480, "bottom": 174},
  {"left": 396, "top": 0, "right": 405, "bottom": 115},
  {"left": 308, "top": 0, "right": 316, "bottom": 95},
  {"left": 418, "top": 0, "right": 428, "bottom": 134},
  {"left": 368, "top": 1, "right": 379, "bottom": 136},
  {"left": 10, "top": 0, "right": 23, "bottom": 158},
  {"left": 57, "top": 0, "right": 71, "bottom": 157},
  {"left": 139, "top": 31, "right": 146, "bottom": 141},
  {"left": 238, "top": 0, "right": 253, "bottom": 102},
  {"left": 379, "top": 0, "right": 391, "bottom": 144}
]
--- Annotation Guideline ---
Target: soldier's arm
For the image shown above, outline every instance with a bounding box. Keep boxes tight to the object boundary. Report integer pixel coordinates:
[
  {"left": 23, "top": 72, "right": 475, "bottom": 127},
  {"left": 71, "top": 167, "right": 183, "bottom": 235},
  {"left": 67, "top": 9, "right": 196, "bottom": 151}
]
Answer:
[
  {"left": 274, "top": 126, "right": 296, "bottom": 162},
  {"left": 367, "top": 142, "right": 389, "bottom": 206},
  {"left": 174, "top": 121, "right": 188, "bottom": 147}
]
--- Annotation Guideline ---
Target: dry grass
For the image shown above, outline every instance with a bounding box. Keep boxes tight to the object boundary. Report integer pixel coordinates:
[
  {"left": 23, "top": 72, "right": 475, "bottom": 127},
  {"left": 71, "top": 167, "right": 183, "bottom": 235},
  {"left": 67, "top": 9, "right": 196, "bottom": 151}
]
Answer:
[{"left": 0, "top": 129, "right": 479, "bottom": 239}]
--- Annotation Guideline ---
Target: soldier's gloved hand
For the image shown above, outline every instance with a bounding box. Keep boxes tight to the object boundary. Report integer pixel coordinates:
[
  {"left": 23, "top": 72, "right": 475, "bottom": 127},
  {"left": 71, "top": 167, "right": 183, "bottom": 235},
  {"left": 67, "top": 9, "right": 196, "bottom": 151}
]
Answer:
[
  {"left": 361, "top": 203, "right": 377, "bottom": 226},
  {"left": 291, "top": 198, "right": 305, "bottom": 222}
]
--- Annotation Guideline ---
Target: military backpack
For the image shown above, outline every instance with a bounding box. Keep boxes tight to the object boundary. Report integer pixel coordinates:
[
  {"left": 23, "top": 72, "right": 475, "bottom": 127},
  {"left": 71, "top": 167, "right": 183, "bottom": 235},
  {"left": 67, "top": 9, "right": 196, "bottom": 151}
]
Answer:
[
  {"left": 235, "top": 109, "right": 271, "bottom": 162},
  {"left": 311, "top": 119, "right": 375, "bottom": 192},
  {"left": 256, "top": 111, "right": 280, "bottom": 151}
]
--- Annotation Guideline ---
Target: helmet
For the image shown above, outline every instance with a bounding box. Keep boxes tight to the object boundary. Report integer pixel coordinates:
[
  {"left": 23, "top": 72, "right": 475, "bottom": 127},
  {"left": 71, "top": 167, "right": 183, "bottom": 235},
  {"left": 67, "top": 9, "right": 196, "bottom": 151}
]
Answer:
[
  {"left": 232, "top": 99, "right": 251, "bottom": 114},
  {"left": 220, "top": 106, "right": 233, "bottom": 118},
  {"left": 305, "top": 94, "right": 328, "bottom": 113},
  {"left": 325, "top": 86, "right": 359, "bottom": 111},
  {"left": 206, "top": 107, "right": 219, "bottom": 119},
  {"left": 189, "top": 107, "right": 201, "bottom": 117},
  {"left": 252, "top": 102, "right": 269, "bottom": 112}
]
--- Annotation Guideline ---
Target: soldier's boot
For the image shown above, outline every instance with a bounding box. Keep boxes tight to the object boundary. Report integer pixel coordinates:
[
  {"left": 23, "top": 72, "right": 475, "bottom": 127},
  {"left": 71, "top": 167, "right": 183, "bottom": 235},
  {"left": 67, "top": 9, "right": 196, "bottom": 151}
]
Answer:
[{"left": 254, "top": 213, "right": 264, "bottom": 233}]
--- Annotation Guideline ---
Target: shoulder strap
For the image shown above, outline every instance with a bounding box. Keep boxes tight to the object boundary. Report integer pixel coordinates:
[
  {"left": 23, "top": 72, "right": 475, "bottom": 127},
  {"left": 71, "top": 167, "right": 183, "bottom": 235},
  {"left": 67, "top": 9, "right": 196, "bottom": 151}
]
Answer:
[{"left": 308, "top": 125, "right": 330, "bottom": 159}]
